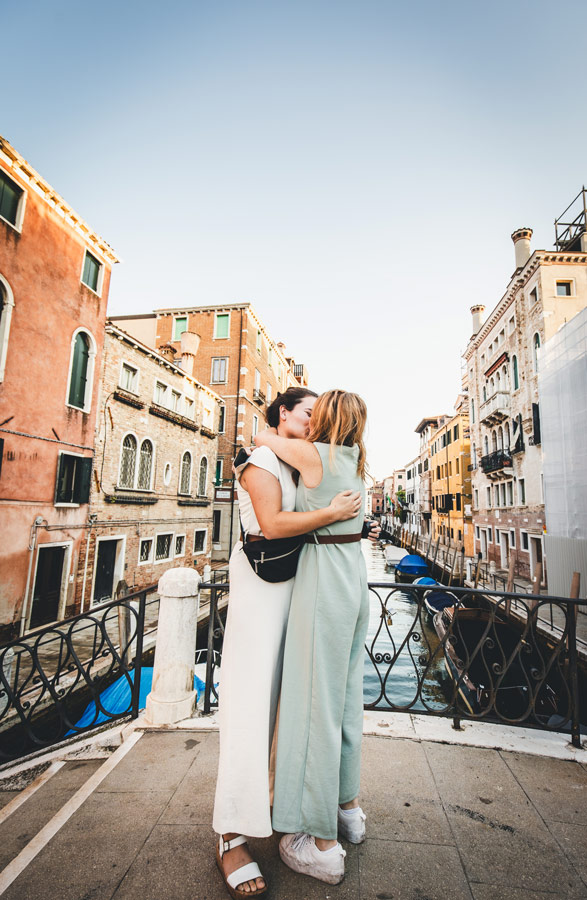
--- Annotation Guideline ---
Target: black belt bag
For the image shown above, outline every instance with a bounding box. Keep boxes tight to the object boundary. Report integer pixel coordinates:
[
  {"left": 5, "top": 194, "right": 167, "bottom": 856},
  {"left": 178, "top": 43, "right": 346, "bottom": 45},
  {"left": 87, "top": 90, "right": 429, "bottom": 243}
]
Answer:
[{"left": 241, "top": 533, "right": 305, "bottom": 583}]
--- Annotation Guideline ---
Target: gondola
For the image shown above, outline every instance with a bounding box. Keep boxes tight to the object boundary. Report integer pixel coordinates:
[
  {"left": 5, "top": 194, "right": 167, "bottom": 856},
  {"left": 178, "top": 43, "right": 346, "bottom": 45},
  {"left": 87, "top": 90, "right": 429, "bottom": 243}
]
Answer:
[
  {"left": 433, "top": 606, "right": 558, "bottom": 721},
  {"left": 413, "top": 576, "right": 458, "bottom": 617}
]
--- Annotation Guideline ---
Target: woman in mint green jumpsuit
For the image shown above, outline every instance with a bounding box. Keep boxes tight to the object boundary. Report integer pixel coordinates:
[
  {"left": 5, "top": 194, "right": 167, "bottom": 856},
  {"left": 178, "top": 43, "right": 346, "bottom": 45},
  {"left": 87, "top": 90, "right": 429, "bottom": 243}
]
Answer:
[{"left": 271, "top": 440, "right": 369, "bottom": 839}]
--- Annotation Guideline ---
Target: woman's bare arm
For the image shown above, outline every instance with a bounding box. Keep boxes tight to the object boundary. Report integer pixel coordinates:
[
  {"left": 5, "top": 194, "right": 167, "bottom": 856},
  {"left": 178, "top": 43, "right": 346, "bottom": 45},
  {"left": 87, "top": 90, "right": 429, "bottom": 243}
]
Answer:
[
  {"left": 253, "top": 429, "right": 322, "bottom": 488},
  {"left": 244, "top": 467, "right": 361, "bottom": 540}
]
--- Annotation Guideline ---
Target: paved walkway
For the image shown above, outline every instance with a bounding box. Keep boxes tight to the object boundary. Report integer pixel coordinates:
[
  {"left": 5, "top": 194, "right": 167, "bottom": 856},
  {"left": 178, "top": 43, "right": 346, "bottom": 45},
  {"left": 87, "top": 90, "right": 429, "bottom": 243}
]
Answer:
[{"left": 0, "top": 728, "right": 586, "bottom": 899}]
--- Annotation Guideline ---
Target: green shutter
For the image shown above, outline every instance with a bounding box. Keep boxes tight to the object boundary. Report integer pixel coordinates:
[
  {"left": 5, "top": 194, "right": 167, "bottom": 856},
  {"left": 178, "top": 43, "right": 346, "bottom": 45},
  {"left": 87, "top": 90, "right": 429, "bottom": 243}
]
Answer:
[
  {"left": 0, "top": 172, "right": 21, "bottom": 225},
  {"left": 216, "top": 314, "right": 229, "bottom": 338},
  {"left": 68, "top": 333, "right": 89, "bottom": 408},
  {"left": 74, "top": 457, "right": 93, "bottom": 504}
]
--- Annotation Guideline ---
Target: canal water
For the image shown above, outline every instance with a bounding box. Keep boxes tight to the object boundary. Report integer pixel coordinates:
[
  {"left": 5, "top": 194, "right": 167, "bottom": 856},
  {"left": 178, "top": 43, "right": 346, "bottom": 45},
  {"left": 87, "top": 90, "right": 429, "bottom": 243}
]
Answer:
[{"left": 362, "top": 540, "right": 452, "bottom": 712}]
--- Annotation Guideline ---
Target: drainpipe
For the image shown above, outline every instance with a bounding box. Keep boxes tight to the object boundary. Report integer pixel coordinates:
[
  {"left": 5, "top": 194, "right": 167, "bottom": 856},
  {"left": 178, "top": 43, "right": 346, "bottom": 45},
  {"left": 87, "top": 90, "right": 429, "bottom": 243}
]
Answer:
[
  {"left": 228, "top": 308, "right": 244, "bottom": 552},
  {"left": 20, "top": 516, "right": 45, "bottom": 636},
  {"left": 80, "top": 514, "right": 97, "bottom": 613}
]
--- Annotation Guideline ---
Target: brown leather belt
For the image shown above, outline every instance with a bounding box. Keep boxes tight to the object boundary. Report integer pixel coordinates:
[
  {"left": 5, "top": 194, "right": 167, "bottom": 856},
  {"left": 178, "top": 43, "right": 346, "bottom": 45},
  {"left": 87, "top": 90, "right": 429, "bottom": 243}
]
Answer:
[
  {"left": 305, "top": 532, "right": 363, "bottom": 545},
  {"left": 244, "top": 534, "right": 264, "bottom": 542}
]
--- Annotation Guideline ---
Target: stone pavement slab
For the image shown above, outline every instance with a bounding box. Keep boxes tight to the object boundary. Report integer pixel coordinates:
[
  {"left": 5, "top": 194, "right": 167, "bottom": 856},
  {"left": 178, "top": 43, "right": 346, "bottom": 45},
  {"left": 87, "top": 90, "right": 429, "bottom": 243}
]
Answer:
[
  {"left": 424, "top": 742, "right": 585, "bottom": 896},
  {"left": 95, "top": 730, "right": 203, "bottom": 794},
  {"left": 358, "top": 838, "right": 471, "bottom": 900},
  {"left": 500, "top": 751, "right": 587, "bottom": 825}
]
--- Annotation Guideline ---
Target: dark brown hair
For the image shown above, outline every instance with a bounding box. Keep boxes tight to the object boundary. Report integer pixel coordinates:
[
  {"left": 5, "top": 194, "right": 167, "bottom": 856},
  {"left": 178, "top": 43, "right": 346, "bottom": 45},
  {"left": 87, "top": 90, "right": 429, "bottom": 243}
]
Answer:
[{"left": 266, "top": 386, "right": 318, "bottom": 428}]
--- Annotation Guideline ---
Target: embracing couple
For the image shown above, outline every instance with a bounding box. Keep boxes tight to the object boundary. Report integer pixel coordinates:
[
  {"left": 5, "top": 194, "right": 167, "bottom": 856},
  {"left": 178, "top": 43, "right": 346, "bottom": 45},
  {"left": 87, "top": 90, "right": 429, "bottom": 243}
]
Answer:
[{"left": 213, "top": 387, "right": 373, "bottom": 897}]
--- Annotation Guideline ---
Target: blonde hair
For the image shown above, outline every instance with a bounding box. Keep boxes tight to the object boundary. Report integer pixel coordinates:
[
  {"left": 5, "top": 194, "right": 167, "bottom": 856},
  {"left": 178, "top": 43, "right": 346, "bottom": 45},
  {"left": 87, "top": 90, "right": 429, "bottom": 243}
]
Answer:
[{"left": 307, "top": 389, "right": 368, "bottom": 479}]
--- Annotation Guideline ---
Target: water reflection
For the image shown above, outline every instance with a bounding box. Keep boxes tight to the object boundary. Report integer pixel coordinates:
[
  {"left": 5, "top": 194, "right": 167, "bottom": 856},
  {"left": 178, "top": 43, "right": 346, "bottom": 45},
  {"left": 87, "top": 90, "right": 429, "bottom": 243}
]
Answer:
[{"left": 362, "top": 541, "right": 452, "bottom": 712}]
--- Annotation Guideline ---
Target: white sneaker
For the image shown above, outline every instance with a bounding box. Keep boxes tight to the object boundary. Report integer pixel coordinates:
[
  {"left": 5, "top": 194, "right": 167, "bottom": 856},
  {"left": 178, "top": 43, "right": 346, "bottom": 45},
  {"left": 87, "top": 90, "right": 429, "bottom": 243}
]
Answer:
[
  {"left": 279, "top": 832, "right": 346, "bottom": 885},
  {"left": 337, "top": 806, "right": 366, "bottom": 843}
]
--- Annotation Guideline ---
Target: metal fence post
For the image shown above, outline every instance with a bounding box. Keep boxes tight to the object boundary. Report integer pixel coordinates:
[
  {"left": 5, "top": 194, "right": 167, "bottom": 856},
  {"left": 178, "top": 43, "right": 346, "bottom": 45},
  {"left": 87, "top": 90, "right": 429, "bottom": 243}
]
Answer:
[{"left": 145, "top": 567, "right": 201, "bottom": 726}]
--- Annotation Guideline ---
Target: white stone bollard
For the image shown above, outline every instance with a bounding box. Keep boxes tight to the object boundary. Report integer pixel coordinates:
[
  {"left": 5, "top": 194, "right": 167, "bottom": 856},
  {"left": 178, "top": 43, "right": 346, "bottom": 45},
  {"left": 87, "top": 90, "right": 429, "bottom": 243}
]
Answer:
[{"left": 145, "top": 567, "right": 201, "bottom": 726}]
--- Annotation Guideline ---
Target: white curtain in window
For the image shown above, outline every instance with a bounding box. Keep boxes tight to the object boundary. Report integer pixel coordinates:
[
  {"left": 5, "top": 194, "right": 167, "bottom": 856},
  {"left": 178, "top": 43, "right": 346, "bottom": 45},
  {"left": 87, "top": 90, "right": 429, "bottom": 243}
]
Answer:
[
  {"left": 137, "top": 439, "right": 153, "bottom": 489},
  {"left": 120, "top": 435, "right": 137, "bottom": 487},
  {"left": 198, "top": 457, "right": 208, "bottom": 496},
  {"left": 180, "top": 451, "right": 192, "bottom": 494}
]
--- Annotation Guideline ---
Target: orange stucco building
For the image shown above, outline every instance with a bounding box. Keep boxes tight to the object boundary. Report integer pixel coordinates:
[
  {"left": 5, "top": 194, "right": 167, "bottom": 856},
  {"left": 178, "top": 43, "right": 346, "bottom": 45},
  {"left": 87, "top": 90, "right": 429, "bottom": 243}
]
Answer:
[{"left": 0, "top": 137, "right": 119, "bottom": 639}]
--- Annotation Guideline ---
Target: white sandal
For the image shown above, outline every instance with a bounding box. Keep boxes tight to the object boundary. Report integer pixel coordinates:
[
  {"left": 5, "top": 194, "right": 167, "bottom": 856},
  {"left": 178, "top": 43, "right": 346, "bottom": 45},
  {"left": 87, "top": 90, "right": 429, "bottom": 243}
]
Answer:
[{"left": 216, "top": 835, "right": 267, "bottom": 899}]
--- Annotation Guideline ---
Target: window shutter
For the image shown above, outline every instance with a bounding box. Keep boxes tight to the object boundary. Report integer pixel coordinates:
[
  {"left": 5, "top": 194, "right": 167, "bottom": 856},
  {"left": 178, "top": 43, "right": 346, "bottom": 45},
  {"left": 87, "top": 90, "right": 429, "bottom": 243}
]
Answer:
[
  {"left": 532, "top": 403, "right": 541, "bottom": 445},
  {"left": 68, "top": 333, "right": 89, "bottom": 408},
  {"left": 74, "top": 457, "right": 92, "bottom": 504},
  {"left": 55, "top": 454, "right": 68, "bottom": 503}
]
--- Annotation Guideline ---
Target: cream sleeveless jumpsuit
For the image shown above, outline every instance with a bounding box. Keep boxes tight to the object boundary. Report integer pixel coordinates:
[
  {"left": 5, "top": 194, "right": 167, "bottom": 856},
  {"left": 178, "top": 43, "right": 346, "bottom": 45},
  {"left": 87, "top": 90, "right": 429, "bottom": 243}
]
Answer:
[{"left": 271, "top": 442, "right": 369, "bottom": 840}]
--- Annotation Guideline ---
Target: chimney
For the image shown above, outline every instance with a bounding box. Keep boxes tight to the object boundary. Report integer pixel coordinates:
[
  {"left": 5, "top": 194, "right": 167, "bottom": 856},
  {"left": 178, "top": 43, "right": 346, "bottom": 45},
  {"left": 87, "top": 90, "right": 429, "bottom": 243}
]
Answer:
[
  {"left": 180, "top": 331, "right": 201, "bottom": 377},
  {"left": 159, "top": 343, "right": 177, "bottom": 363},
  {"left": 470, "top": 304, "right": 486, "bottom": 335},
  {"left": 511, "top": 227, "right": 533, "bottom": 270}
]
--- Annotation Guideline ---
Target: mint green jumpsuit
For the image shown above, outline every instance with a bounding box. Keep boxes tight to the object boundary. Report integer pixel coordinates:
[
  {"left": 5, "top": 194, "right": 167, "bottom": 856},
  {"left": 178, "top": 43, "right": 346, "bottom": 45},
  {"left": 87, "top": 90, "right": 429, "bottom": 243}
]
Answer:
[{"left": 271, "top": 442, "right": 369, "bottom": 840}]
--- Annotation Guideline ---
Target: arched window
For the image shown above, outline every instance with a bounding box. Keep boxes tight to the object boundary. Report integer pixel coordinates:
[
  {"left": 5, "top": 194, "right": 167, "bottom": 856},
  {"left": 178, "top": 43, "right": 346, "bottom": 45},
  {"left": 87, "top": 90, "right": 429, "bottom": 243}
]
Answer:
[
  {"left": 0, "top": 275, "right": 15, "bottom": 382},
  {"left": 498, "top": 426, "right": 504, "bottom": 450},
  {"left": 491, "top": 430, "right": 497, "bottom": 452},
  {"left": 495, "top": 371, "right": 501, "bottom": 390},
  {"left": 471, "top": 399, "right": 475, "bottom": 424},
  {"left": 504, "top": 422, "right": 510, "bottom": 449},
  {"left": 513, "top": 355, "right": 519, "bottom": 390},
  {"left": 180, "top": 451, "right": 192, "bottom": 495},
  {"left": 533, "top": 333, "right": 541, "bottom": 372},
  {"left": 502, "top": 365, "right": 509, "bottom": 391},
  {"left": 484, "top": 435, "right": 489, "bottom": 456},
  {"left": 67, "top": 328, "right": 96, "bottom": 411},
  {"left": 137, "top": 439, "right": 153, "bottom": 489},
  {"left": 120, "top": 435, "right": 137, "bottom": 488},
  {"left": 198, "top": 457, "right": 208, "bottom": 497},
  {"left": 483, "top": 385, "right": 487, "bottom": 401}
]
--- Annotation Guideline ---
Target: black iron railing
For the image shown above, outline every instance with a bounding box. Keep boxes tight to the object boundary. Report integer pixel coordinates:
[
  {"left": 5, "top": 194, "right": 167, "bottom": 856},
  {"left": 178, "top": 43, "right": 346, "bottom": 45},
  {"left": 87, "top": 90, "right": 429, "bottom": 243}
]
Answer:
[
  {"left": 480, "top": 450, "right": 512, "bottom": 473},
  {"left": 201, "top": 580, "right": 585, "bottom": 748},
  {"left": 0, "top": 586, "right": 152, "bottom": 762}
]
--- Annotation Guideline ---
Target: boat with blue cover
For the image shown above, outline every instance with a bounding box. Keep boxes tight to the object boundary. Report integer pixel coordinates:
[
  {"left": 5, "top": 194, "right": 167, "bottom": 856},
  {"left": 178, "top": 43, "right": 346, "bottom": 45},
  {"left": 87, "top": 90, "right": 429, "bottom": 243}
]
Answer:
[
  {"left": 413, "top": 576, "right": 458, "bottom": 617},
  {"left": 395, "top": 554, "right": 428, "bottom": 582}
]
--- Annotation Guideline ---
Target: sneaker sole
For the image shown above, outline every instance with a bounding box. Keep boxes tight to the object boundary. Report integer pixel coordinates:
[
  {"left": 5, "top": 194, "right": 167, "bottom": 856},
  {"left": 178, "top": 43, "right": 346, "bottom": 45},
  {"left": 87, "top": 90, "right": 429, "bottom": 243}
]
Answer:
[{"left": 278, "top": 846, "right": 345, "bottom": 885}]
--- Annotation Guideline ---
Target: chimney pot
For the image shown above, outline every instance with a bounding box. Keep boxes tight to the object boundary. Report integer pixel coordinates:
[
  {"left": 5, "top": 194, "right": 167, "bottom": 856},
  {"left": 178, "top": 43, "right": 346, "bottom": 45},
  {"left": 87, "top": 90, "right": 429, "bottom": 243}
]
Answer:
[
  {"left": 511, "top": 227, "right": 533, "bottom": 270},
  {"left": 470, "top": 304, "right": 486, "bottom": 336},
  {"left": 159, "top": 343, "right": 177, "bottom": 363},
  {"left": 180, "top": 331, "right": 201, "bottom": 377}
]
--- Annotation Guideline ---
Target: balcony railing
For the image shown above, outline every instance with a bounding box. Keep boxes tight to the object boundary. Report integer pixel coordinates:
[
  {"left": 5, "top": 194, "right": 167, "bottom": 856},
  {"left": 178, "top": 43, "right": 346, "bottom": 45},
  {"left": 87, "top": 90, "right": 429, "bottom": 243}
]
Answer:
[
  {"left": 480, "top": 449, "right": 512, "bottom": 473},
  {"left": 253, "top": 388, "right": 266, "bottom": 405},
  {"left": 479, "top": 390, "right": 510, "bottom": 425}
]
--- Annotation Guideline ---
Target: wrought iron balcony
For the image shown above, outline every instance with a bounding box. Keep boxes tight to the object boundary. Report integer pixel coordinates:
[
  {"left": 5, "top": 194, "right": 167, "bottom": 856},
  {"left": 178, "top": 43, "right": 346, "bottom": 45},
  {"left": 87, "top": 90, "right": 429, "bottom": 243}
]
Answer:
[
  {"left": 479, "top": 390, "right": 510, "bottom": 425},
  {"left": 253, "top": 388, "right": 266, "bottom": 405},
  {"left": 480, "top": 449, "right": 512, "bottom": 473}
]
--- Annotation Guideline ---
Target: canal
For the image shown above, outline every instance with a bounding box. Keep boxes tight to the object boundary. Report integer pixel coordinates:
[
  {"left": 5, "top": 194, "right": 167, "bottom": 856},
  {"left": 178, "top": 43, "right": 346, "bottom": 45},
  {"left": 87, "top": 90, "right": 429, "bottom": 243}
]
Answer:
[{"left": 362, "top": 539, "right": 451, "bottom": 711}]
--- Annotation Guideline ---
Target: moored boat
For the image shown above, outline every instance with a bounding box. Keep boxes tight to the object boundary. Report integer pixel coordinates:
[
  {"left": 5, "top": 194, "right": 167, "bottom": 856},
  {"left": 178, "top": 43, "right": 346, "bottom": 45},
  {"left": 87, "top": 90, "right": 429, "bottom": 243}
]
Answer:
[
  {"left": 384, "top": 544, "right": 408, "bottom": 569},
  {"left": 395, "top": 554, "right": 428, "bottom": 583},
  {"left": 413, "top": 577, "right": 458, "bottom": 617}
]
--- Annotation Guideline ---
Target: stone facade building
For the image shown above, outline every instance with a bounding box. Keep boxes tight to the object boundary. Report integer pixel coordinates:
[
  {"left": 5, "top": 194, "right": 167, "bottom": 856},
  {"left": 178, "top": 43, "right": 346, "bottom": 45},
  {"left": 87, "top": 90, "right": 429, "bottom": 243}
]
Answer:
[
  {"left": 465, "top": 211, "right": 587, "bottom": 581},
  {"left": 0, "top": 137, "right": 118, "bottom": 638},
  {"left": 73, "top": 324, "right": 221, "bottom": 608},
  {"left": 110, "top": 303, "right": 307, "bottom": 560}
]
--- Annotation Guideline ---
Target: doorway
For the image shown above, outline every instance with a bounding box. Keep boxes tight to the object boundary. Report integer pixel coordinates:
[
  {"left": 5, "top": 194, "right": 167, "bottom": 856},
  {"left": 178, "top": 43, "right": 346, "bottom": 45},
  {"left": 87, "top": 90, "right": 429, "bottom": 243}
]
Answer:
[
  {"left": 30, "top": 544, "right": 69, "bottom": 629},
  {"left": 529, "top": 535, "right": 544, "bottom": 583},
  {"left": 499, "top": 531, "right": 510, "bottom": 570},
  {"left": 93, "top": 537, "right": 125, "bottom": 606},
  {"left": 480, "top": 529, "right": 488, "bottom": 560}
]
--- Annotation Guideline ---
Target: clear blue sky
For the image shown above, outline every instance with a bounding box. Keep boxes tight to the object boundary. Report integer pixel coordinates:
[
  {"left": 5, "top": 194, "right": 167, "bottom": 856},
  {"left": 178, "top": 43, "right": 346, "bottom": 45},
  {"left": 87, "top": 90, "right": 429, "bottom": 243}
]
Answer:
[{"left": 4, "top": 0, "right": 586, "bottom": 478}]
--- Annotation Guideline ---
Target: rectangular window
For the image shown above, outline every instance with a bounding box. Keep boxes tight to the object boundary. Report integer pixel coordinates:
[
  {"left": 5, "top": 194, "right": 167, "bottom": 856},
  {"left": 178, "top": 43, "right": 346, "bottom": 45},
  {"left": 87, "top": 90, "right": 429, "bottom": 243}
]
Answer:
[
  {"left": 510, "top": 530, "right": 516, "bottom": 548},
  {"left": 139, "top": 538, "right": 153, "bottom": 564},
  {"left": 175, "top": 534, "right": 185, "bottom": 557},
  {"left": 256, "top": 330, "right": 262, "bottom": 353},
  {"left": 488, "top": 527, "right": 493, "bottom": 543},
  {"left": 507, "top": 481, "right": 513, "bottom": 506},
  {"left": 456, "top": 493, "right": 461, "bottom": 511},
  {"left": 214, "top": 313, "right": 230, "bottom": 339},
  {"left": 266, "top": 383, "right": 272, "bottom": 403},
  {"left": 194, "top": 529, "right": 207, "bottom": 554},
  {"left": 154, "top": 381, "right": 168, "bottom": 405},
  {"left": 252, "top": 414, "right": 259, "bottom": 437},
  {"left": 521, "top": 532, "right": 529, "bottom": 551},
  {"left": 508, "top": 315, "right": 516, "bottom": 333},
  {"left": 454, "top": 425, "right": 459, "bottom": 440},
  {"left": 518, "top": 478, "right": 526, "bottom": 505},
  {"left": 529, "top": 287, "right": 538, "bottom": 305},
  {"left": 0, "top": 170, "right": 24, "bottom": 228},
  {"left": 171, "top": 390, "right": 181, "bottom": 412},
  {"left": 500, "top": 483, "right": 506, "bottom": 506},
  {"left": 120, "top": 363, "right": 138, "bottom": 393},
  {"left": 155, "top": 533, "right": 173, "bottom": 562},
  {"left": 211, "top": 357, "right": 228, "bottom": 383},
  {"left": 55, "top": 454, "right": 92, "bottom": 505},
  {"left": 81, "top": 251, "right": 102, "bottom": 293},
  {"left": 486, "top": 486, "right": 492, "bottom": 508},
  {"left": 218, "top": 405, "right": 225, "bottom": 433},
  {"left": 556, "top": 280, "right": 572, "bottom": 297},
  {"left": 212, "top": 509, "right": 222, "bottom": 543},
  {"left": 475, "top": 525, "right": 480, "bottom": 539},
  {"left": 173, "top": 317, "right": 187, "bottom": 341},
  {"left": 255, "top": 368, "right": 261, "bottom": 391},
  {"left": 474, "top": 489, "right": 479, "bottom": 508},
  {"left": 215, "top": 458, "right": 223, "bottom": 485},
  {"left": 184, "top": 397, "right": 194, "bottom": 419},
  {"left": 456, "top": 458, "right": 460, "bottom": 474}
]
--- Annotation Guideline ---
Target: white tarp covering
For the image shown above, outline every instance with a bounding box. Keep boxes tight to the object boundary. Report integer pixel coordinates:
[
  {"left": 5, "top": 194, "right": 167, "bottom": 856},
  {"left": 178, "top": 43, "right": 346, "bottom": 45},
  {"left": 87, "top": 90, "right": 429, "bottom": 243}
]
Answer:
[{"left": 540, "top": 307, "right": 587, "bottom": 598}]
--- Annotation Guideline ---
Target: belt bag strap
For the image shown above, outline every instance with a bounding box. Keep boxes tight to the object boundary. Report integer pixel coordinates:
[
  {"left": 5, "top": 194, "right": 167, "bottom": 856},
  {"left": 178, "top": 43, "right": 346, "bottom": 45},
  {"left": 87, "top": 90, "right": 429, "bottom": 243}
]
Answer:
[{"left": 305, "top": 532, "right": 363, "bottom": 545}]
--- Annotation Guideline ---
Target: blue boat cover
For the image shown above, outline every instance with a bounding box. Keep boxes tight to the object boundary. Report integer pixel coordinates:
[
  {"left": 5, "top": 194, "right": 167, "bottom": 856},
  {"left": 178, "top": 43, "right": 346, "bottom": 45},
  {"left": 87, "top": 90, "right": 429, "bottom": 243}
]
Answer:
[
  {"left": 414, "top": 576, "right": 437, "bottom": 585},
  {"left": 68, "top": 668, "right": 206, "bottom": 734},
  {"left": 396, "top": 554, "right": 428, "bottom": 574}
]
